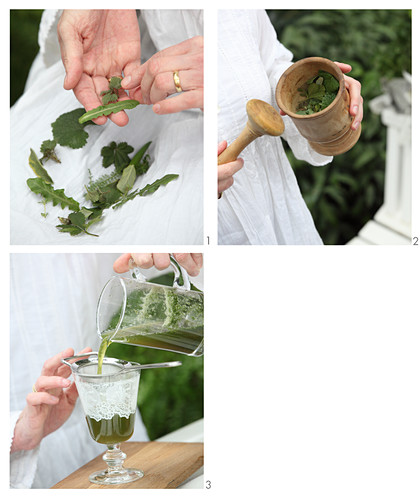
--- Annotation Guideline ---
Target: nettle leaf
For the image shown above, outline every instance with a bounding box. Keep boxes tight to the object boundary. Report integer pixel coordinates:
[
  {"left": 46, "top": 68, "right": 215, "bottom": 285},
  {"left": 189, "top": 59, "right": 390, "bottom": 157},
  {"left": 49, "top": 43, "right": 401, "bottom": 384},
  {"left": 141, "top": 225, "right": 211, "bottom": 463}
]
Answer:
[
  {"left": 117, "top": 164, "right": 136, "bottom": 194},
  {"left": 52, "top": 108, "right": 90, "bottom": 149},
  {"left": 78, "top": 100, "right": 140, "bottom": 124},
  {"left": 28, "top": 149, "right": 54, "bottom": 184},
  {"left": 27, "top": 178, "right": 80, "bottom": 211},
  {"left": 101, "top": 141, "right": 134, "bottom": 171},
  {"left": 102, "top": 92, "right": 119, "bottom": 105},
  {"left": 109, "top": 76, "right": 122, "bottom": 91}
]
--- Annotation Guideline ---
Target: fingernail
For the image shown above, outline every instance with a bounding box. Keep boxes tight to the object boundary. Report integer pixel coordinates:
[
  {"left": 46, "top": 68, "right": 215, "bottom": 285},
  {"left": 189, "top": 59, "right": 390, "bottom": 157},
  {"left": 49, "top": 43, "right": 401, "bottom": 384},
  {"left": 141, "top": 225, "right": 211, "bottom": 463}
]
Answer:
[
  {"left": 122, "top": 75, "right": 131, "bottom": 87},
  {"left": 62, "top": 379, "right": 71, "bottom": 387},
  {"left": 353, "top": 105, "right": 358, "bottom": 115},
  {"left": 353, "top": 121, "right": 360, "bottom": 130},
  {"left": 153, "top": 104, "right": 161, "bottom": 113}
]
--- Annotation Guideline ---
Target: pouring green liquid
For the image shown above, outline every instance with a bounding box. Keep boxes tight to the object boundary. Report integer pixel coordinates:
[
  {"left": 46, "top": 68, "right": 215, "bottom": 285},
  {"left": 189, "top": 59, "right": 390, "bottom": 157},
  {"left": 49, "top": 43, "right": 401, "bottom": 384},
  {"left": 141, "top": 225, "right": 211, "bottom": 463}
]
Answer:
[{"left": 97, "top": 286, "right": 203, "bottom": 374}]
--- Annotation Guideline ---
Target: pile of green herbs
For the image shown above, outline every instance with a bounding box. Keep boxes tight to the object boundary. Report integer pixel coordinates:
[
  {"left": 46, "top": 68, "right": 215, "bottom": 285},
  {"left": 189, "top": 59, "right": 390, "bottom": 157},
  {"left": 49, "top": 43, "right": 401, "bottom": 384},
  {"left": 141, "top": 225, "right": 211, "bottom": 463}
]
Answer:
[
  {"left": 296, "top": 70, "right": 339, "bottom": 115},
  {"left": 26, "top": 78, "right": 178, "bottom": 237}
]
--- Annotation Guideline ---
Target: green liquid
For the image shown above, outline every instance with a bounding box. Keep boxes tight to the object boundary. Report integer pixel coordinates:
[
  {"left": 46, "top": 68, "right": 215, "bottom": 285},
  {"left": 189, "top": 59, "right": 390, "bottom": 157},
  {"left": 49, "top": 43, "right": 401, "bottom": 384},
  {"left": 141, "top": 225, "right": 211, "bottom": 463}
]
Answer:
[
  {"left": 86, "top": 413, "right": 135, "bottom": 444},
  {"left": 98, "top": 286, "right": 203, "bottom": 373}
]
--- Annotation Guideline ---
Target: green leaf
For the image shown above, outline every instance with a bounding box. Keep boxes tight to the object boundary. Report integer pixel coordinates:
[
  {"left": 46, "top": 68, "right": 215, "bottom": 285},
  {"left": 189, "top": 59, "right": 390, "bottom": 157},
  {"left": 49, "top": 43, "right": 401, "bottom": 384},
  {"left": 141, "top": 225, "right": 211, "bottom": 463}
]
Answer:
[
  {"left": 40, "top": 139, "right": 60, "bottom": 164},
  {"left": 102, "top": 92, "right": 119, "bottom": 105},
  {"left": 27, "top": 178, "right": 80, "bottom": 211},
  {"left": 109, "top": 76, "right": 122, "bottom": 91},
  {"left": 130, "top": 142, "right": 152, "bottom": 176},
  {"left": 28, "top": 149, "right": 54, "bottom": 184},
  {"left": 52, "top": 108, "right": 90, "bottom": 149},
  {"left": 78, "top": 100, "right": 140, "bottom": 124},
  {"left": 57, "top": 224, "right": 83, "bottom": 235},
  {"left": 139, "top": 174, "right": 179, "bottom": 196},
  {"left": 68, "top": 211, "right": 86, "bottom": 227},
  {"left": 101, "top": 141, "right": 134, "bottom": 171},
  {"left": 117, "top": 164, "right": 136, "bottom": 194}
]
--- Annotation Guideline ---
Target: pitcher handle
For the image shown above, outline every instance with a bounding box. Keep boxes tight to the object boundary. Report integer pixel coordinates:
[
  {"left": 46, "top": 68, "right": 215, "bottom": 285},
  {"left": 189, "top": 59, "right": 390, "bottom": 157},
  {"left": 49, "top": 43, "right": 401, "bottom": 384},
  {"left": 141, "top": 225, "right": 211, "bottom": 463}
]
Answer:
[{"left": 128, "top": 254, "right": 191, "bottom": 291}]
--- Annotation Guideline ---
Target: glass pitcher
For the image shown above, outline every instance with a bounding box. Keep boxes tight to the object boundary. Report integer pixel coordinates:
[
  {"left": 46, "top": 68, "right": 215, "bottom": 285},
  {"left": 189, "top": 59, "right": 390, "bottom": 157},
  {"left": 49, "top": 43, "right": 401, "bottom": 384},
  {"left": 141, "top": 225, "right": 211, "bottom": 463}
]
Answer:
[{"left": 97, "top": 256, "right": 204, "bottom": 356}]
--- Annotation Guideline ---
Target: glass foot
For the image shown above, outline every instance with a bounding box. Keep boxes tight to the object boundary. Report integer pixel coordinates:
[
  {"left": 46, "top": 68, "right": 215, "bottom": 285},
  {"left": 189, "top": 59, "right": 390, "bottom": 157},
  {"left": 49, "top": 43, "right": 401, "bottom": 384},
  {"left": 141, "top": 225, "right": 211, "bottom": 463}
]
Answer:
[{"left": 89, "top": 467, "right": 144, "bottom": 485}]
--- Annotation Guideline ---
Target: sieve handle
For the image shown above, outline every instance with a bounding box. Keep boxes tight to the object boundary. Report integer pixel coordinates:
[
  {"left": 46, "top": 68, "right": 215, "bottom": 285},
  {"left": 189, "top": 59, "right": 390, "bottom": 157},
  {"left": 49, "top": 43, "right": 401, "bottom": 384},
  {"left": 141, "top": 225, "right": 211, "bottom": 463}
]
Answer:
[{"left": 61, "top": 351, "right": 98, "bottom": 367}]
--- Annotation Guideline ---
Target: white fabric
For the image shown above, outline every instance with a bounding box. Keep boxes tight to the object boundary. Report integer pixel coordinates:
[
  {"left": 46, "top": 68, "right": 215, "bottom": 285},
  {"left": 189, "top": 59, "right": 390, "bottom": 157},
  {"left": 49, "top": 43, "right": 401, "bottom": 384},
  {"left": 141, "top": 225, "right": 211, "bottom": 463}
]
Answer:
[
  {"left": 11, "top": 10, "right": 203, "bottom": 244},
  {"left": 218, "top": 10, "right": 333, "bottom": 245},
  {"left": 10, "top": 254, "right": 149, "bottom": 488}
]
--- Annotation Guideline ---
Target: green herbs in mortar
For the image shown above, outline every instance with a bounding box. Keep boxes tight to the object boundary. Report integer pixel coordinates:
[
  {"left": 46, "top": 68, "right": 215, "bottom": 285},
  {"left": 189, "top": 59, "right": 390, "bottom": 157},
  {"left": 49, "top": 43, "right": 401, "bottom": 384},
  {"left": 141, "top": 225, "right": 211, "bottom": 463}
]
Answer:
[
  {"left": 296, "top": 70, "right": 339, "bottom": 115},
  {"left": 26, "top": 77, "right": 179, "bottom": 237}
]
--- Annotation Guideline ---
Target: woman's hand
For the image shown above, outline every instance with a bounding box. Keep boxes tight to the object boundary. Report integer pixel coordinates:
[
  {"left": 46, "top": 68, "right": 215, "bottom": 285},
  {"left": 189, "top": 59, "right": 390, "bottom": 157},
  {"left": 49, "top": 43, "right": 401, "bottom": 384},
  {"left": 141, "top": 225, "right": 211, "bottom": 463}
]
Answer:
[
  {"left": 217, "top": 140, "right": 244, "bottom": 196},
  {"left": 113, "top": 253, "right": 203, "bottom": 277},
  {"left": 334, "top": 62, "right": 363, "bottom": 131},
  {"left": 122, "top": 36, "right": 203, "bottom": 114},
  {"left": 11, "top": 347, "right": 92, "bottom": 453},
  {"left": 57, "top": 9, "right": 141, "bottom": 126}
]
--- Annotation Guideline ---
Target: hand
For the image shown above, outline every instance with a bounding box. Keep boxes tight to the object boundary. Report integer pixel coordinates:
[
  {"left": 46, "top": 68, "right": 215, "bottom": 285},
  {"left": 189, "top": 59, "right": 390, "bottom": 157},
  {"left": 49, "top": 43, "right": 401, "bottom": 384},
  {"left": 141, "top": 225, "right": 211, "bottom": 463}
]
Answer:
[
  {"left": 11, "top": 347, "right": 92, "bottom": 453},
  {"left": 57, "top": 9, "right": 141, "bottom": 127},
  {"left": 122, "top": 36, "right": 203, "bottom": 115},
  {"left": 334, "top": 62, "right": 363, "bottom": 131},
  {"left": 113, "top": 253, "right": 203, "bottom": 277},
  {"left": 217, "top": 141, "right": 244, "bottom": 196}
]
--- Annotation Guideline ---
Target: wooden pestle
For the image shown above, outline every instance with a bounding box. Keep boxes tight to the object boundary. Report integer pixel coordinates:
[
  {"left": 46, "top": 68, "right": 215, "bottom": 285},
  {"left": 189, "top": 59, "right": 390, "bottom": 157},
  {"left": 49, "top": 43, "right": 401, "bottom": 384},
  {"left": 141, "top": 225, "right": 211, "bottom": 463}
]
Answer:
[{"left": 218, "top": 99, "right": 285, "bottom": 165}]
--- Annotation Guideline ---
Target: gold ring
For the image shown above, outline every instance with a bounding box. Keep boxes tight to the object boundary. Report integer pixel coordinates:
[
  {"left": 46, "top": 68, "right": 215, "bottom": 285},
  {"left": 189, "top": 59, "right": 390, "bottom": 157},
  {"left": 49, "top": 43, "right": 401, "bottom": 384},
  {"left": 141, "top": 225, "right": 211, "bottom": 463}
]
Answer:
[
  {"left": 173, "top": 71, "right": 182, "bottom": 93},
  {"left": 32, "top": 384, "right": 38, "bottom": 393}
]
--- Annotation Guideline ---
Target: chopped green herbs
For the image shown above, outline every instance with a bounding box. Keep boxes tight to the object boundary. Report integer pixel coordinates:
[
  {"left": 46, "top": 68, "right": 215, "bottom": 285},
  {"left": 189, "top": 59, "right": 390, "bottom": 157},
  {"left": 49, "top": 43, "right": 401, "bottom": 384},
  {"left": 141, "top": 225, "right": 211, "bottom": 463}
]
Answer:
[{"left": 296, "top": 70, "right": 339, "bottom": 115}]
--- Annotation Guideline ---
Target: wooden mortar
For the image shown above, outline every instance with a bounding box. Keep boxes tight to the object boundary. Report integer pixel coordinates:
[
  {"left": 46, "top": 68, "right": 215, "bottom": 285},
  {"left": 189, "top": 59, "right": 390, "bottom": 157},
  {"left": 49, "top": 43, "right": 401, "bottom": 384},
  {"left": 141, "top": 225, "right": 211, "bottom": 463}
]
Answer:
[{"left": 275, "top": 57, "right": 361, "bottom": 155}]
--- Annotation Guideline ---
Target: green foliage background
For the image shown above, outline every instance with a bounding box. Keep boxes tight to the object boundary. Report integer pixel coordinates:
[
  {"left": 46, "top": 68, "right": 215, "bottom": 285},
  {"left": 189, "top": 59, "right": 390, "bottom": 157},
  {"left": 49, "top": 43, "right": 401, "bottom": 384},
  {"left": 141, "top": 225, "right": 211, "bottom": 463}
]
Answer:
[{"left": 267, "top": 10, "right": 411, "bottom": 244}]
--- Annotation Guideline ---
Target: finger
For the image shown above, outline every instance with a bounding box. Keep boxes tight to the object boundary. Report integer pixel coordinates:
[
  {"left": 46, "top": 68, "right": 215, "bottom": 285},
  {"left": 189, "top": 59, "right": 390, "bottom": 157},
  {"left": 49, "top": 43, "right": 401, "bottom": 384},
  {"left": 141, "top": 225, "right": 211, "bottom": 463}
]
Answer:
[
  {"left": 34, "top": 375, "right": 71, "bottom": 392},
  {"left": 64, "top": 380, "right": 80, "bottom": 407},
  {"left": 334, "top": 61, "right": 352, "bottom": 74},
  {"left": 191, "top": 253, "right": 203, "bottom": 271},
  {"left": 218, "top": 177, "right": 234, "bottom": 194},
  {"left": 218, "top": 141, "right": 227, "bottom": 156},
  {"left": 41, "top": 348, "right": 74, "bottom": 377},
  {"left": 122, "top": 61, "right": 146, "bottom": 90},
  {"left": 149, "top": 69, "right": 202, "bottom": 104},
  {"left": 142, "top": 55, "right": 201, "bottom": 103},
  {"left": 351, "top": 97, "right": 363, "bottom": 131},
  {"left": 344, "top": 76, "right": 362, "bottom": 117},
  {"left": 26, "top": 391, "right": 59, "bottom": 407},
  {"left": 172, "top": 254, "right": 201, "bottom": 276},
  {"left": 153, "top": 90, "right": 203, "bottom": 115},
  {"left": 58, "top": 23, "right": 84, "bottom": 90},
  {"left": 151, "top": 254, "right": 171, "bottom": 271},
  {"left": 130, "top": 253, "right": 154, "bottom": 269},
  {"left": 113, "top": 253, "right": 132, "bottom": 273},
  {"left": 73, "top": 73, "right": 107, "bottom": 125},
  {"left": 152, "top": 36, "right": 203, "bottom": 59},
  {"left": 218, "top": 158, "right": 244, "bottom": 181}
]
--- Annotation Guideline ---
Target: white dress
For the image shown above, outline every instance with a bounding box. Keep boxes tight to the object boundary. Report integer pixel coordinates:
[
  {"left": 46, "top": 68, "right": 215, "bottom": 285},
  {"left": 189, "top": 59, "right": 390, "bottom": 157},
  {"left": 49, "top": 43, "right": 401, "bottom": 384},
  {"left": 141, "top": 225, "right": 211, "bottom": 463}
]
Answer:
[
  {"left": 9, "top": 254, "right": 149, "bottom": 488},
  {"left": 10, "top": 10, "right": 203, "bottom": 245},
  {"left": 218, "top": 10, "right": 333, "bottom": 245}
]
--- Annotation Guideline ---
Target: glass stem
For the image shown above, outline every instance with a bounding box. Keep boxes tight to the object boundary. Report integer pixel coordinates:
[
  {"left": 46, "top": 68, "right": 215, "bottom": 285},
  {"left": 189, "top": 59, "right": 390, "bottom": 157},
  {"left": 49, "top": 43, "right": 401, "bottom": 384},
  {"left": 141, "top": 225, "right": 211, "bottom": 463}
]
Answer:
[{"left": 103, "top": 443, "right": 127, "bottom": 474}]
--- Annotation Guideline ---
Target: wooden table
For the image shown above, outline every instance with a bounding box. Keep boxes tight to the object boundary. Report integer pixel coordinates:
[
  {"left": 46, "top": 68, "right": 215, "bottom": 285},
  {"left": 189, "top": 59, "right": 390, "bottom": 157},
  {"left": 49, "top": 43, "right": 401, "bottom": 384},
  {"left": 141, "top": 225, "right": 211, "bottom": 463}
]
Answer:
[{"left": 52, "top": 441, "right": 204, "bottom": 489}]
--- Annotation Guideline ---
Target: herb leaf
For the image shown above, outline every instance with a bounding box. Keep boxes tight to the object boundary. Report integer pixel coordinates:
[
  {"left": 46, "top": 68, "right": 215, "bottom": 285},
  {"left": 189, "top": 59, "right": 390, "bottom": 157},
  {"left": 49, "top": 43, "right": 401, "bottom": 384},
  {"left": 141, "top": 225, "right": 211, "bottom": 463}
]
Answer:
[
  {"left": 52, "top": 108, "right": 90, "bottom": 149},
  {"left": 101, "top": 141, "right": 134, "bottom": 171},
  {"left": 29, "top": 149, "right": 54, "bottom": 184},
  {"left": 27, "top": 178, "right": 80, "bottom": 211},
  {"left": 117, "top": 164, "right": 136, "bottom": 194},
  {"left": 40, "top": 140, "right": 60, "bottom": 164},
  {"left": 78, "top": 100, "right": 140, "bottom": 124}
]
